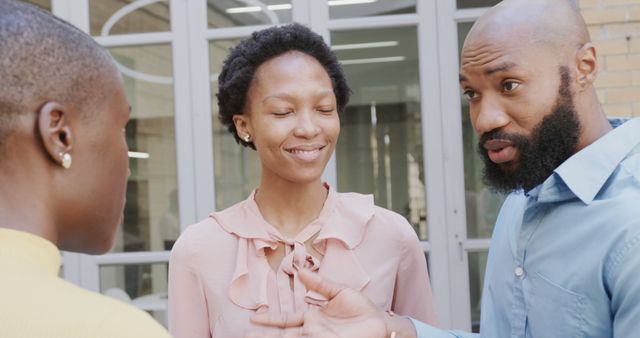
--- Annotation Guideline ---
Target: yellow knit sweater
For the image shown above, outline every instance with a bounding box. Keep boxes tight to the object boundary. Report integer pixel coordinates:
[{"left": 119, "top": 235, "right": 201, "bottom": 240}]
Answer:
[{"left": 0, "top": 228, "right": 172, "bottom": 338}]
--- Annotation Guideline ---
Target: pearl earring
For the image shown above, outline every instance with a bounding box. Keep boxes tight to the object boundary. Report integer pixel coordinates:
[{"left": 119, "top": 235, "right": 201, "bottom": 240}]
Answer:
[
  {"left": 59, "top": 152, "right": 72, "bottom": 169},
  {"left": 243, "top": 134, "right": 251, "bottom": 143}
]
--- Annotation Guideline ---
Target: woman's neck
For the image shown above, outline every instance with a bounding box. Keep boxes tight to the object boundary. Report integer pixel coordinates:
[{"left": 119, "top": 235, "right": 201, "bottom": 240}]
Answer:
[
  {"left": 254, "top": 178, "right": 328, "bottom": 238},
  {"left": 0, "top": 173, "right": 57, "bottom": 245}
]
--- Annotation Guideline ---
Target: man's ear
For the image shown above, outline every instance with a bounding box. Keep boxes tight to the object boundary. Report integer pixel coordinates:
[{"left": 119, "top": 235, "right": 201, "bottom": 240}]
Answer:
[
  {"left": 575, "top": 42, "right": 598, "bottom": 90},
  {"left": 37, "top": 101, "right": 74, "bottom": 168}
]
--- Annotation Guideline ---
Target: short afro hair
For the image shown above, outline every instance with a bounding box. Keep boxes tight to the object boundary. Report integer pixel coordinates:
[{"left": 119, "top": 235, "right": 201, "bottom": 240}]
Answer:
[
  {"left": 0, "top": 0, "right": 116, "bottom": 154},
  {"left": 217, "top": 23, "right": 351, "bottom": 149}
]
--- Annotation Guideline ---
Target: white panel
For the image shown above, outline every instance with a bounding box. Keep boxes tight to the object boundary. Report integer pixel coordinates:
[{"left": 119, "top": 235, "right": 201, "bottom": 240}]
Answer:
[
  {"left": 53, "top": 0, "right": 89, "bottom": 32},
  {"left": 186, "top": 0, "right": 216, "bottom": 218},
  {"left": 291, "top": 0, "right": 310, "bottom": 23},
  {"left": 95, "top": 32, "right": 174, "bottom": 47},
  {"left": 204, "top": 24, "right": 270, "bottom": 40},
  {"left": 420, "top": 241, "right": 431, "bottom": 253},
  {"left": 308, "top": 0, "right": 329, "bottom": 32},
  {"left": 328, "top": 13, "right": 419, "bottom": 31},
  {"left": 90, "top": 251, "right": 171, "bottom": 265},
  {"left": 464, "top": 239, "right": 491, "bottom": 252},
  {"left": 67, "top": 0, "right": 90, "bottom": 33},
  {"left": 61, "top": 251, "right": 82, "bottom": 285},
  {"left": 51, "top": 0, "right": 67, "bottom": 18},
  {"left": 79, "top": 254, "right": 101, "bottom": 292},
  {"left": 453, "top": 8, "right": 488, "bottom": 22},
  {"left": 171, "top": 0, "right": 202, "bottom": 229},
  {"left": 436, "top": 0, "right": 472, "bottom": 330},
  {"left": 416, "top": 0, "right": 454, "bottom": 329}
]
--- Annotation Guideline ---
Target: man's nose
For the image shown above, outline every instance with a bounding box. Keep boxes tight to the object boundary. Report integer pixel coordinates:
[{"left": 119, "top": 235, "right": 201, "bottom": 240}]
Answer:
[{"left": 472, "top": 97, "right": 510, "bottom": 136}]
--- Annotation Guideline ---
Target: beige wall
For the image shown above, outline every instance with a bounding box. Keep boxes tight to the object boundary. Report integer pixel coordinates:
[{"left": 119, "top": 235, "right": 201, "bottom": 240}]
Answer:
[{"left": 580, "top": 0, "right": 640, "bottom": 117}]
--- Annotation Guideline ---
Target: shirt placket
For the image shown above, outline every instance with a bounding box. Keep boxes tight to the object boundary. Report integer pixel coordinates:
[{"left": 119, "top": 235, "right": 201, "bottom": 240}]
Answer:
[{"left": 511, "top": 197, "right": 547, "bottom": 338}]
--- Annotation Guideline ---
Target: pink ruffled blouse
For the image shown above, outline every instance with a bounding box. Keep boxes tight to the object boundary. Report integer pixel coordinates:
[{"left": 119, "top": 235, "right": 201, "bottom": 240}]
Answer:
[{"left": 168, "top": 186, "right": 438, "bottom": 338}]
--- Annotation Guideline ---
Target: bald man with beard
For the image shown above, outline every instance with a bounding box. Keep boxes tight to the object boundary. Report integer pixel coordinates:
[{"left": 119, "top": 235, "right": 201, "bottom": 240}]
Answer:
[
  {"left": 0, "top": 1, "right": 171, "bottom": 337},
  {"left": 248, "top": 1, "right": 640, "bottom": 337}
]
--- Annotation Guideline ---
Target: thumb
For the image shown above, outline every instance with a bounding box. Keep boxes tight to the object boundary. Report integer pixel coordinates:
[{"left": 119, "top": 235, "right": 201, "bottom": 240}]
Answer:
[{"left": 298, "top": 268, "right": 344, "bottom": 300}]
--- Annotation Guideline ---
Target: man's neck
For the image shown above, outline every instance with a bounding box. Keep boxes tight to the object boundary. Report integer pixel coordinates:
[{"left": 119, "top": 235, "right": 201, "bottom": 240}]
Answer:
[{"left": 574, "top": 93, "right": 613, "bottom": 153}]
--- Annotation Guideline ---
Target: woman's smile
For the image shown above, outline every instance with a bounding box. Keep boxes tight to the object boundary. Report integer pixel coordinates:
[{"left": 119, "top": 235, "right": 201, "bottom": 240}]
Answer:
[{"left": 284, "top": 144, "right": 327, "bottom": 163}]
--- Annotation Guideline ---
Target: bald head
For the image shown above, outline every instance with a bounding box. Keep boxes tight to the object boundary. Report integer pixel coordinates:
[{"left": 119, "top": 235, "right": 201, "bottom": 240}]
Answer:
[
  {"left": 465, "top": 0, "right": 590, "bottom": 59},
  {"left": 0, "top": 0, "right": 117, "bottom": 153}
]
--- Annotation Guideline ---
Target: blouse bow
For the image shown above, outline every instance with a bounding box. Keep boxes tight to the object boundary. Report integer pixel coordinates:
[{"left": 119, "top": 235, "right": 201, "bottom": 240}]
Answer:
[{"left": 211, "top": 185, "right": 375, "bottom": 313}]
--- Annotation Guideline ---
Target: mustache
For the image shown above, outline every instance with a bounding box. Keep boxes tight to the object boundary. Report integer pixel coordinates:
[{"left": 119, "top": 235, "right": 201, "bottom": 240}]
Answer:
[{"left": 478, "top": 130, "right": 528, "bottom": 148}]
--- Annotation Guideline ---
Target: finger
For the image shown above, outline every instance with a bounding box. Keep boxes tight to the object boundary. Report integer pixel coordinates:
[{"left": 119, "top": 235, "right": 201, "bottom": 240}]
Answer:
[
  {"left": 251, "top": 311, "right": 305, "bottom": 329},
  {"left": 298, "top": 268, "right": 344, "bottom": 300}
]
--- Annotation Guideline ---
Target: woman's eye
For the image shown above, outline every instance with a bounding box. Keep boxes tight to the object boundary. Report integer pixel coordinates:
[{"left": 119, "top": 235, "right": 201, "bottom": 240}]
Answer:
[
  {"left": 318, "top": 107, "right": 335, "bottom": 113},
  {"left": 272, "top": 111, "right": 292, "bottom": 116},
  {"left": 503, "top": 81, "right": 520, "bottom": 92}
]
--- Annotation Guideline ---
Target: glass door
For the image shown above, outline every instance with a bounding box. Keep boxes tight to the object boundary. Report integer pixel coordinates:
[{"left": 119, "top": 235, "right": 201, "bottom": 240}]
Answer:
[
  {"left": 55, "top": 0, "right": 196, "bottom": 327},
  {"left": 50, "top": 0, "right": 470, "bottom": 331}
]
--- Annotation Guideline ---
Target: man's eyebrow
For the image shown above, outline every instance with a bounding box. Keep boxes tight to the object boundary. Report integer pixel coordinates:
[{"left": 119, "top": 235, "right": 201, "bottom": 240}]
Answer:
[
  {"left": 459, "top": 62, "right": 517, "bottom": 83},
  {"left": 485, "top": 62, "right": 517, "bottom": 75}
]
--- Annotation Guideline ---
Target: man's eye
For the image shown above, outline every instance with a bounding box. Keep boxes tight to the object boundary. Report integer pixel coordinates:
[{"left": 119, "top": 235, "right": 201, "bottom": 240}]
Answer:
[
  {"left": 503, "top": 81, "right": 520, "bottom": 92},
  {"left": 463, "top": 90, "right": 477, "bottom": 100}
]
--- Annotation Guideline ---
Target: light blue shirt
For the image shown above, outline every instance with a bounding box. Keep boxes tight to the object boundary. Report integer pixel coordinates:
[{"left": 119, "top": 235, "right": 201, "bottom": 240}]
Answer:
[{"left": 413, "top": 118, "right": 640, "bottom": 338}]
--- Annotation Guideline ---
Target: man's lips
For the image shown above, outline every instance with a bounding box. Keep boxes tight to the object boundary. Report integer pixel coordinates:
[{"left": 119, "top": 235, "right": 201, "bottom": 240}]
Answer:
[{"left": 483, "top": 139, "right": 517, "bottom": 164}]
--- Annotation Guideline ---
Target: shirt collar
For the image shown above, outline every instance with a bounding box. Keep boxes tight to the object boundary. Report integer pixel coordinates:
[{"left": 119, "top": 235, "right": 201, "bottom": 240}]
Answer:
[
  {"left": 0, "top": 228, "right": 61, "bottom": 276},
  {"left": 211, "top": 183, "right": 374, "bottom": 250},
  {"left": 535, "top": 117, "right": 640, "bottom": 204}
]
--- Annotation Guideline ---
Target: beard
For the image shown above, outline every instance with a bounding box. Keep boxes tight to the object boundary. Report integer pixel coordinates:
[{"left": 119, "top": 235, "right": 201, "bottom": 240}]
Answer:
[{"left": 478, "top": 67, "right": 582, "bottom": 194}]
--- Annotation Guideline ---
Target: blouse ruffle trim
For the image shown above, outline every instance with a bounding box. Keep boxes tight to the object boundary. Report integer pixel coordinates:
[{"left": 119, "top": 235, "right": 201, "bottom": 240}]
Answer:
[{"left": 210, "top": 185, "right": 375, "bottom": 311}]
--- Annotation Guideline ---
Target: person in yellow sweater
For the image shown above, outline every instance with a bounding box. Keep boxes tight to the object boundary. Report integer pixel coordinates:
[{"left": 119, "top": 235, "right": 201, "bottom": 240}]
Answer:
[{"left": 0, "top": 1, "right": 171, "bottom": 337}]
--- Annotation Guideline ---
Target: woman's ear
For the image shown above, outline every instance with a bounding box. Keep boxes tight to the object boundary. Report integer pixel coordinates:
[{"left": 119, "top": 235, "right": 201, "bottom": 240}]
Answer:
[
  {"left": 232, "top": 113, "right": 252, "bottom": 140},
  {"left": 37, "top": 101, "right": 74, "bottom": 169},
  {"left": 575, "top": 42, "right": 598, "bottom": 91}
]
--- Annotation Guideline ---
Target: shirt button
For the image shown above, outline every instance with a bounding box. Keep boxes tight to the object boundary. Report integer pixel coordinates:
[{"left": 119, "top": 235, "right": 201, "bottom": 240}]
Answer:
[{"left": 514, "top": 267, "right": 525, "bottom": 278}]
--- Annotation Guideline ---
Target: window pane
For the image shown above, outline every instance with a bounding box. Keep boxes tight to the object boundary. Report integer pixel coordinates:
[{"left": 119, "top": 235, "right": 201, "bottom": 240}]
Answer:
[
  {"left": 468, "top": 251, "right": 488, "bottom": 333},
  {"left": 108, "top": 44, "right": 180, "bottom": 252},
  {"left": 100, "top": 263, "right": 168, "bottom": 327},
  {"left": 209, "top": 39, "right": 262, "bottom": 210},
  {"left": 329, "top": 0, "right": 416, "bottom": 19},
  {"left": 89, "top": 0, "right": 170, "bottom": 36},
  {"left": 23, "top": 0, "right": 51, "bottom": 11},
  {"left": 332, "top": 27, "right": 427, "bottom": 240},
  {"left": 207, "top": 0, "right": 293, "bottom": 28},
  {"left": 457, "top": 22, "right": 505, "bottom": 239},
  {"left": 456, "top": 0, "right": 501, "bottom": 9}
]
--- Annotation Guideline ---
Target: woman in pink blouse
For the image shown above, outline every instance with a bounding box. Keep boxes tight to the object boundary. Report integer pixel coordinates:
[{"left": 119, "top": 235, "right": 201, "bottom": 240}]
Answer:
[{"left": 168, "top": 23, "right": 437, "bottom": 338}]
